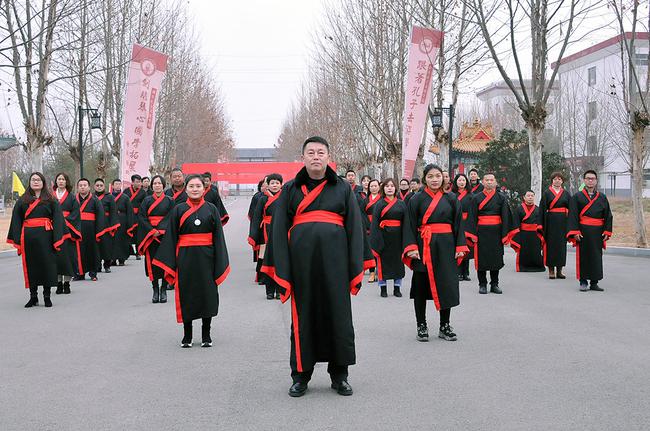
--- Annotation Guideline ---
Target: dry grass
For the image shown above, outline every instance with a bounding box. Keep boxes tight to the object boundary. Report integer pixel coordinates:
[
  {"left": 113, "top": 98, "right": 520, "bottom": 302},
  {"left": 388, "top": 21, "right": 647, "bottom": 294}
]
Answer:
[{"left": 609, "top": 198, "right": 650, "bottom": 248}]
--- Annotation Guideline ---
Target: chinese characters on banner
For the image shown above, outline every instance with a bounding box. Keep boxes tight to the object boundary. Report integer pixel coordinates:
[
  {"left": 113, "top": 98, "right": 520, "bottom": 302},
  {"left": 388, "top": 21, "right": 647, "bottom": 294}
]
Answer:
[
  {"left": 401, "top": 26, "right": 443, "bottom": 179},
  {"left": 120, "top": 44, "right": 168, "bottom": 186}
]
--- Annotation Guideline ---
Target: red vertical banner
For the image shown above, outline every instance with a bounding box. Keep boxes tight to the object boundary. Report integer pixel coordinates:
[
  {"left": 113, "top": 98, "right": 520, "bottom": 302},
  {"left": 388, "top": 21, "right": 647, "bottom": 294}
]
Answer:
[
  {"left": 120, "top": 44, "right": 168, "bottom": 186},
  {"left": 401, "top": 26, "right": 443, "bottom": 179}
]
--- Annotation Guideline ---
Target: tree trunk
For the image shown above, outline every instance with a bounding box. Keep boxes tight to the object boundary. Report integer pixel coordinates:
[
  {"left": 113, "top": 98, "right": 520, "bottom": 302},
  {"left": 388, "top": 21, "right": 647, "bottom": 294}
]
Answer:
[
  {"left": 527, "top": 124, "right": 544, "bottom": 203},
  {"left": 27, "top": 134, "right": 44, "bottom": 173},
  {"left": 631, "top": 126, "right": 648, "bottom": 247}
]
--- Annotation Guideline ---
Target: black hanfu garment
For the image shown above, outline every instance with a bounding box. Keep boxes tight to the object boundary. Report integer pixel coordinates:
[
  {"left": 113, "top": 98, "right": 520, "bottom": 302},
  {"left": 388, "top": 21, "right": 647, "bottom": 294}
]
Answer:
[
  {"left": 153, "top": 199, "right": 230, "bottom": 323},
  {"left": 362, "top": 193, "right": 381, "bottom": 232},
  {"left": 75, "top": 194, "right": 107, "bottom": 275},
  {"left": 456, "top": 189, "right": 473, "bottom": 262},
  {"left": 204, "top": 185, "right": 229, "bottom": 226},
  {"left": 402, "top": 190, "right": 468, "bottom": 310},
  {"left": 124, "top": 185, "right": 146, "bottom": 250},
  {"left": 249, "top": 190, "right": 282, "bottom": 282},
  {"left": 567, "top": 190, "right": 613, "bottom": 281},
  {"left": 7, "top": 197, "right": 66, "bottom": 288},
  {"left": 509, "top": 203, "right": 545, "bottom": 272},
  {"left": 55, "top": 190, "right": 82, "bottom": 276},
  {"left": 165, "top": 187, "right": 188, "bottom": 206},
  {"left": 261, "top": 166, "right": 373, "bottom": 373},
  {"left": 470, "top": 182, "right": 484, "bottom": 195},
  {"left": 138, "top": 193, "right": 174, "bottom": 281},
  {"left": 539, "top": 186, "right": 570, "bottom": 267},
  {"left": 248, "top": 191, "right": 263, "bottom": 263},
  {"left": 464, "top": 190, "right": 512, "bottom": 271},
  {"left": 398, "top": 190, "right": 413, "bottom": 203},
  {"left": 369, "top": 197, "right": 408, "bottom": 280},
  {"left": 112, "top": 191, "right": 136, "bottom": 262},
  {"left": 96, "top": 192, "right": 120, "bottom": 266}
]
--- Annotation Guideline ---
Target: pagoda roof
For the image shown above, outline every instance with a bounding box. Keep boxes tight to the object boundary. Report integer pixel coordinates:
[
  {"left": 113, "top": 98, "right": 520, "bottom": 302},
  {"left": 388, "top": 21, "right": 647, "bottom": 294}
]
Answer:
[{"left": 430, "top": 119, "right": 494, "bottom": 154}]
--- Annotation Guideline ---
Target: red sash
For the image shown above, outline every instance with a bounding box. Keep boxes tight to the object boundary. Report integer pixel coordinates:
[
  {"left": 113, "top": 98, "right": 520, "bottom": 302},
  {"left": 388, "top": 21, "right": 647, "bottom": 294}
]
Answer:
[
  {"left": 478, "top": 215, "right": 502, "bottom": 225},
  {"left": 178, "top": 233, "right": 212, "bottom": 247}
]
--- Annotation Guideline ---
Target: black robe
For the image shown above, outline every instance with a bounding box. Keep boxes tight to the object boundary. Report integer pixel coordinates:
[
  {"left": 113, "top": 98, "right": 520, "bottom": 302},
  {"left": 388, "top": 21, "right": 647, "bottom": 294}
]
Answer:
[
  {"left": 361, "top": 194, "right": 382, "bottom": 233},
  {"left": 464, "top": 190, "right": 512, "bottom": 271},
  {"left": 124, "top": 186, "right": 146, "bottom": 249},
  {"left": 248, "top": 191, "right": 263, "bottom": 263},
  {"left": 567, "top": 190, "right": 613, "bottom": 281},
  {"left": 75, "top": 194, "right": 107, "bottom": 275},
  {"left": 398, "top": 190, "right": 413, "bottom": 203},
  {"left": 203, "top": 186, "right": 229, "bottom": 226},
  {"left": 7, "top": 197, "right": 66, "bottom": 288},
  {"left": 470, "top": 181, "right": 484, "bottom": 195},
  {"left": 262, "top": 166, "right": 373, "bottom": 372},
  {"left": 403, "top": 189, "right": 468, "bottom": 310},
  {"left": 55, "top": 190, "right": 81, "bottom": 276},
  {"left": 96, "top": 192, "right": 120, "bottom": 265},
  {"left": 510, "top": 203, "right": 545, "bottom": 272},
  {"left": 249, "top": 190, "right": 282, "bottom": 283},
  {"left": 539, "top": 186, "right": 569, "bottom": 267},
  {"left": 456, "top": 189, "right": 473, "bottom": 261},
  {"left": 370, "top": 198, "right": 408, "bottom": 280},
  {"left": 112, "top": 191, "right": 136, "bottom": 262},
  {"left": 153, "top": 199, "right": 230, "bottom": 323},
  {"left": 138, "top": 193, "right": 174, "bottom": 281},
  {"left": 165, "top": 186, "right": 188, "bottom": 206}
]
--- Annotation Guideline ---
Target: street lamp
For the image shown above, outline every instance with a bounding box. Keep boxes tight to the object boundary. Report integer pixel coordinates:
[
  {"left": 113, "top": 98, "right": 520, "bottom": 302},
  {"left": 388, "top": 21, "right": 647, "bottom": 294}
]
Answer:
[
  {"left": 78, "top": 105, "right": 102, "bottom": 178},
  {"left": 428, "top": 104, "right": 455, "bottom": 172}
]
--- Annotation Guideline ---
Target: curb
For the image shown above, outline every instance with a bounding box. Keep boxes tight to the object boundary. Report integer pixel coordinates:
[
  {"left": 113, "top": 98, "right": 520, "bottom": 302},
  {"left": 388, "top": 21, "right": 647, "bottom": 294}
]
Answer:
[{"left": 566, "top": 245, "right": 650, "bottom": 258}]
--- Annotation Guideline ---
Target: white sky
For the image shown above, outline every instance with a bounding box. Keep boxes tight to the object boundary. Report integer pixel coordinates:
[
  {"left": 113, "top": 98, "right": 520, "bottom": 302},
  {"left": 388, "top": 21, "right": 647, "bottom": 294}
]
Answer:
[{"left": 186, "top": 0, "right": 325, "bottom": 149}]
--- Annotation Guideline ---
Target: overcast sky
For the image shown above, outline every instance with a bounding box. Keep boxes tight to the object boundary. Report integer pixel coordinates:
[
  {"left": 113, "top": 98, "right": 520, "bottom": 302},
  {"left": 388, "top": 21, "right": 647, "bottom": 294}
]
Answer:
[{"left": 187, "top": 0, "right": 325, "bottom": 149}]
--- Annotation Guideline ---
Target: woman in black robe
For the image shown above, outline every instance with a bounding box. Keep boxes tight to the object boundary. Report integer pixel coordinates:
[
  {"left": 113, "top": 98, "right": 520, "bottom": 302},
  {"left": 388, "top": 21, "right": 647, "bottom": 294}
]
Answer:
[
  {"left": 54, "top": 172, "right": 81, "bottom": 294},
  {"left": 153, "top": 174, "right": 230, "bottom": 348},
  {"left": 539, "top": 172, "right": 570, "bottom": 279},
  {"left": 249, "top": 173, "right": 283, "bottom": 300},
  {"left": 509, "top": 191, "right": 545, "bottom": 272},
  {"left": 247, "top": 178, "right": 266, "bottom": 274},
  {"left": 7, "top": 172, "right": 66, "bottom": 308},
  {"left": 403, "top": 164, "right": 468, "bottom": 342},
  {"left": 138, "top": 175, "right": 174, "bottom": 304},
  {"left": 369, "top": 178, "right": 408, "bottom": 298},
  {"left": 95, "top": 178, "right": 120, "bottom": 273},
  {"left": 452, "top": 173, "right": 472, "bottom": 281},
  {"left": 362, "top": 179, "right": 381, "bottom": 283}
]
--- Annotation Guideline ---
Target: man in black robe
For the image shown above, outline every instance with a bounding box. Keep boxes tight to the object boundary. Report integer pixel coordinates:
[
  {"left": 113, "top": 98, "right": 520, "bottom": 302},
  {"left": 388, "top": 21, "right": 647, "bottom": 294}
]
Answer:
[
  {"left": 94, "top": 179, "right": 120, "bottom": 273},
  {"left": 165, "top": 168, "right": 188, "bottom": 206},
  {"left": 110, "top": 179, "right": 136, "bottom": 266},
  {"left": 465, "top": 173, "right": 512, "bottom": 294},
  {"left": 263, "top": 136, "right": 373, "bottom": 398},
  {"left": 567, "top": 170, "right": 613, "bottom": 292},
  {"left": 345, "top": 169, "right": 364, "bottom": 194},
  {"left": 74, "top": 179, "right": 106, "bottom": 281},
  {"left": 202, "top": 172, "right": 229, "bottom": 225},
  {"left": 409, "top": 178, "right": 422, "bottom": 194},
  {"left": 509, "top": 191, "right": 545, "bottom": 272},
  {"left": 398, "top": 178, "right": 413, "bottom": 202},
  {"left": 468, "top": 168, "right": 484, "bottom": 194},
  {"left": 124, "top": 174, "right": 146, "bottom": 260}
]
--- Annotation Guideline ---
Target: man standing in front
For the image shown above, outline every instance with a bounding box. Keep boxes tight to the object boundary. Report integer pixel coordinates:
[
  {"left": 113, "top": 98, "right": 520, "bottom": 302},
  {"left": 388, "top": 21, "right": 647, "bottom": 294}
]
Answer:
[
  {"left": 567, "top": 170, "right": 613, "bottom": 292},
  {"left": 263, "top": 136, "right": 373, "bottom": 398}
]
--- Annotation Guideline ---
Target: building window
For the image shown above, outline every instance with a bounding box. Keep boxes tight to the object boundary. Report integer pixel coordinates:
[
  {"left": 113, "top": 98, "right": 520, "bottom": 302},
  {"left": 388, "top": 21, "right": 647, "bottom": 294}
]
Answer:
[
  {"left": 587, "top": 135, "right": 598, "bottom": 156},
  {"left": 588, "top": 101, "right": 597, "bottom": 122},
  {"left": 588, "top": 66, "right": 596, "bottom": 86}
]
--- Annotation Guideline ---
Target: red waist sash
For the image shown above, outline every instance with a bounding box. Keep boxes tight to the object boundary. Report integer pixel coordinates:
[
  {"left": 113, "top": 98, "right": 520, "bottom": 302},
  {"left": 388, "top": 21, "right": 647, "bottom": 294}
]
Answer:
[
  {"left": 133, "top": 207, "right": 139, "bottom": 214},
  {"left": 548, "top": 207, "right": 569, "bottom": 214},
  {"left": 178, "top": 233, "right": 213, "bottom": 247},
  {"left": 379, "top": 220, "right": 401, "bottom": 228},
  {"left": 520, "top": 223, "right": 539, "bottom": 231},
  {"left": 150, "top": 216, "right": 164, "bottom": 226},
  {"left": 62, "top": 211, "right": 70, "bottom": 217},
  {"left": 419, "top": 223, "right": 453, "bottom": 237},
  {"left": 24, "top": 218, "right": 53, "bottom": 230},
  {"left": 81, "top": 213, "right": 96, "bottom": 221},
  {"left": 293, "top": 210, "right": 344, "bottom": 227},
  {"left": 580, "top": 216, "right": 604, "bottom": 226},
  {"left": 462, "top": 212, "right": 468, "bottom": 220},
  {"left": 478, "top": 215, "right": 502, "bottom": 225},
  {"left": 418, "top": 223, "right": 453, "bottom": 311}
]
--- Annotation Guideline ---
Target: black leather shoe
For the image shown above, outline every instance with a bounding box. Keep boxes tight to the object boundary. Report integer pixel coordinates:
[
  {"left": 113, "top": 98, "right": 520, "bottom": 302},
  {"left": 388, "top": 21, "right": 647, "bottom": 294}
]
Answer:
[
  {"left": 490, "top": 284, "right": 503, "bottom": 294},
  {"left": 24, "top": 297, "right": 39, "bottom": 308},
  {"left": 479, "top": 284, "right": 487, "bottom": 294},
  {"left": 589, "top": 283, "right": 604, "bottom": 292},
  {"left": 56, "top": 282, "right": 63, "bottom": 294},
  {"left": 266, "top": 293, "right": 274, "bottom": 300},
  {"left": 393, "top": 287, "right": 402, "bottom": 297},
  {"left": 104, "top": 267, "right": 111, "bottom": 273},
  {"left": 288, "top": 382, "right": 308, "bottom": 397},
  {"left": 63, "top": 282, "right": 71, "bottom": 294},
  {"left": 331, "top": 380, "right": 353, "bottom": 396},
  {"left": 464, "top": 275, "right": 472, "bottom": 281},
  {"left": 159, "top": 287, "right": 167, "bottom": 303}
]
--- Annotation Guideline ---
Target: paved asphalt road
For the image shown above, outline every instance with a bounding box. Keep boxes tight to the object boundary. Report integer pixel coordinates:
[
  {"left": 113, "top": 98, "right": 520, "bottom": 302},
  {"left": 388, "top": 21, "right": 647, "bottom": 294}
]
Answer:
[{"left": 1, "top": 197, "right": 649, "bottom": 431}]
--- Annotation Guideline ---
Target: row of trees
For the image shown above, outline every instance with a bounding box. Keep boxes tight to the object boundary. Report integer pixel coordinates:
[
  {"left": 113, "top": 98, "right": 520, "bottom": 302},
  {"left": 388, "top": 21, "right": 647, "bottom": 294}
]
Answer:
[
  {"left": 0, "top": 0, "right": 233, "bottom": 184},
  {"left": 278, "top": 0, "right": 648, "bottom": 247}
]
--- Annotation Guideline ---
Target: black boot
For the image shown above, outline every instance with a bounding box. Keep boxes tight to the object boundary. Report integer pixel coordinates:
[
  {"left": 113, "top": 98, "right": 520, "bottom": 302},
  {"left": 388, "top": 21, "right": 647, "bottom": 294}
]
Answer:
[
  {"left": 380, "top": 285, "right": 388, "bottom": 298},
  {"left": 43, "top": 286, "right": 52, "bottom": 308},
  {"left": 159, "top": 281, "right": 167, "bottom": 303},
  {"left": 56, "top": 281, "right": 63, "bottom": 294},
  {"left": 25, "top": 286, "right": 39, "bottom": 308},
  {"left": 63, "top": 281, "right": 71, "bottom": 294},
  {"left": 479, "top": 284, "right": 487, "bottom": 294},
  {"left": 152, "top": 280, "right": 160, "bottom": 303},
  {"left": 181, "top": 322, "right": 193, "bottom": 348},
  {"left": 490, "top": 283, "right": 503, "bottom": 294},
  {"left": 201, "top": 319, "right": 212, "bottom": 347},
  {"left": 393, "top": 285, "right": 402, "bottom": 297}
]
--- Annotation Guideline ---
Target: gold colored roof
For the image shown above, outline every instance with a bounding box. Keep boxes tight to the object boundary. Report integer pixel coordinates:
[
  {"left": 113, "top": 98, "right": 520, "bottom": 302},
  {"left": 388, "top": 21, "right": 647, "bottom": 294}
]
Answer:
[{"left": 430, "top": 119, "right": 494, "bottom": 154}]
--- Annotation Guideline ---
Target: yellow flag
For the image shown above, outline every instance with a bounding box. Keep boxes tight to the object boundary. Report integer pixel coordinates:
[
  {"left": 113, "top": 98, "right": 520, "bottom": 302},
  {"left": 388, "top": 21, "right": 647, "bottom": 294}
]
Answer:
[{"left": 12, "top": 172, "right": 25, "bottom": 195}]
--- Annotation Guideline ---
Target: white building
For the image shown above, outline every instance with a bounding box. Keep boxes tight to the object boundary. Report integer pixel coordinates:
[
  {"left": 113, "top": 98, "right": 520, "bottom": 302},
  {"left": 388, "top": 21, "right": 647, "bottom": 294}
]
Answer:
[{"left": 552, "top": 32, "right": 649, "bottom": 197}]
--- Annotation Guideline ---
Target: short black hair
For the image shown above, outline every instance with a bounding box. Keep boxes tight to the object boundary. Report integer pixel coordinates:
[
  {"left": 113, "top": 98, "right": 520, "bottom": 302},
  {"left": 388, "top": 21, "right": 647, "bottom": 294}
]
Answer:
[
  {"left": 94, "top": 178, "right": 104, "bottom": 184},
  {"left": 184, "top": 174, "right": 204, "bottom": 187},
  {"left": 583, "top": 170, "right": 598, "bottom": 179},
  {"left": 525, "top": 190, "right": 535, "bottom": 195},
  {"left": 77, "top": 177, "right": 90, "bottom": 185},
  {"left": 266, "top": 173, "right": 283, "bottom": 184},
  {"left": 345, "top": 169, "right": 356, "bottom": 175},
  {"left": 131, "top": 174, "right": 142, "bottom": 182},
  {"left": 302, "top": 136, "right": 330, "bottom": 153},
  {"left": 410, "top": 178, "right": 421, "bottom": 184},
  {"left": 202, "top": 172, "right": 212, "bottom": 180},
  {"left": 171, "top": 168, "right": 183, "bottom": 175},
  {"left": 112, "top": 179, "right": 121, "bottom": 185},
  {"left": 468, "top": 168, "right": 479, "bottom": 175},
  {"left": 400, "top": 178, "right": 410, "bottom": 185},
  {"left": 151, "top": 174, "right": 166, "bottom": 189}
]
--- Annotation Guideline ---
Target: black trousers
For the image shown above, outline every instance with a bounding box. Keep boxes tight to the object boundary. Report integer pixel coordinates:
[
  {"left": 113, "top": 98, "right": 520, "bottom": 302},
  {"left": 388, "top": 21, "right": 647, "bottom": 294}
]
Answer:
[
  {"left": 292, "top": 363, "right": 348, "bottom": 384},
  {"left": 459, "top": 259, "right": 470, "bottom": 277},
  {"left": 477, "top": 270, "right": 499, "bottom": 285},
  {"left": 413, "top": 297, "right": 450, "bottom": 326}
]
